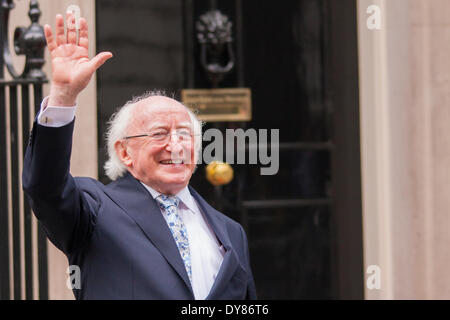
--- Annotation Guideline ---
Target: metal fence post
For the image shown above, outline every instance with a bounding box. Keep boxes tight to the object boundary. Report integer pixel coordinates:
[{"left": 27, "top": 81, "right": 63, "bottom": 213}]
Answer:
[{"left": 0, "top": 0, "right": 48, "bottom": 300}]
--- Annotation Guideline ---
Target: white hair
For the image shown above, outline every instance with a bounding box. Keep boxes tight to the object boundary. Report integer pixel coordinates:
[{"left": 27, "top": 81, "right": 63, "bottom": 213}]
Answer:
[{"left": 104, "top": 90, "right": 203, "bottom": 180}]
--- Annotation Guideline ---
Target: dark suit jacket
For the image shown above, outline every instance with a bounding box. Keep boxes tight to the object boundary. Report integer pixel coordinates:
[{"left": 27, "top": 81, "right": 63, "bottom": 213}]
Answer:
[{"left": 22, "top": 119, "right": 257, "bottom": 299}]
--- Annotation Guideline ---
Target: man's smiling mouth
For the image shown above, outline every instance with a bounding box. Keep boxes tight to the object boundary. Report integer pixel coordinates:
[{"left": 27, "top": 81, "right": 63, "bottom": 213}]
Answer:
[{"left": 160, "top": 160, "right": 184, "bottom": 165}]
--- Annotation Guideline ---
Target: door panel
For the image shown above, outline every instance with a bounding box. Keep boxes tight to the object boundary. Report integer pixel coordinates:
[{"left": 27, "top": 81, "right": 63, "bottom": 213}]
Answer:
[{"left": 246, "top": 205, "right": 331, "bottom": 299}]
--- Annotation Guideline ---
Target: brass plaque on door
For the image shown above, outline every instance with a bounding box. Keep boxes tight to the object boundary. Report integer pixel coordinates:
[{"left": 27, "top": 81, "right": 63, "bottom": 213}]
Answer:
[{"left": 181, "top": 88, "right": 252, "bottom": 122}]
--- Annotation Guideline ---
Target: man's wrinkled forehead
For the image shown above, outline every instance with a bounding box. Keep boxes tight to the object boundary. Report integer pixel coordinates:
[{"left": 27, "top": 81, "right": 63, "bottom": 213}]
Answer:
[{"left": 131, "top": 96, "right": 192, "bottom": 129}]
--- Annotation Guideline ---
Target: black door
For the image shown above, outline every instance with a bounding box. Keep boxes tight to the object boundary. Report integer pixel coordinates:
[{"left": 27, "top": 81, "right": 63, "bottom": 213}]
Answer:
[{"left": 96, "top": 0, "right": 363, "bottom": 299}]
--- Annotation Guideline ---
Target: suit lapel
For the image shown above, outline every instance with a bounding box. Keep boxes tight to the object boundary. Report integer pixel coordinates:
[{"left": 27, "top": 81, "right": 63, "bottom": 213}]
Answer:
[
  {"left": 104, "top": 173, "right": 194, "bottom": 296},
  {"left": 188, "top": 187, "right": 241, "bottom": 299}
]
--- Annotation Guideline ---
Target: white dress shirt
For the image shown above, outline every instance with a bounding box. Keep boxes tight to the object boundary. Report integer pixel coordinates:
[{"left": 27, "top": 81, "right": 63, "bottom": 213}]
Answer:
[{"left": 37, "top": 97, "right": 225, "bottom": 299}]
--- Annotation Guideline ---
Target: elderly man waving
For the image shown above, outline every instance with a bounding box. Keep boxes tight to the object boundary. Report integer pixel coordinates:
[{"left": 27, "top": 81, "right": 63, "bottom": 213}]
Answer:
[{"left": 22, "top": 12, "right": 256, "bottom": 300}]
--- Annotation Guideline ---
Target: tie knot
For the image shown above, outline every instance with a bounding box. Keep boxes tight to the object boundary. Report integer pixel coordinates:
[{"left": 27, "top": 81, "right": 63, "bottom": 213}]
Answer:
[{"left": 156, "top": 195, "right": 180, "bottom": 210}]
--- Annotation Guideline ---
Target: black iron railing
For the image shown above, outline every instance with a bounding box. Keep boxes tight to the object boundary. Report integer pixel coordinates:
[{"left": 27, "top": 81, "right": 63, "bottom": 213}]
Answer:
[{"left": 0, "top": 0, "right": 48, "bottom": 300}]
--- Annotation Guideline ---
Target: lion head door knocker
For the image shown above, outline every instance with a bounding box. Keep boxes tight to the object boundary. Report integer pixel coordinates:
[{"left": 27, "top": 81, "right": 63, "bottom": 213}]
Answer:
[{"left": 196, "top": 10, "right": 235, "bottom": 88}]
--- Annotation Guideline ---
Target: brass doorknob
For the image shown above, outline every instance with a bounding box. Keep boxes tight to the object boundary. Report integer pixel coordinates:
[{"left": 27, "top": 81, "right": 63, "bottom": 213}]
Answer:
[{"left": 205, "top": 161, "right": 234, "bottom": 186}]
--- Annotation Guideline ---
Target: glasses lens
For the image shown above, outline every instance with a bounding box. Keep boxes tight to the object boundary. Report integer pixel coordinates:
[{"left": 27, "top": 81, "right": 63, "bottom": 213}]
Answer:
[
  {"left": 150, "top": 131, "right": 168, "bottom": 141},
  {"left": 148, "top": 130, "right": 193, "bottom": 143}
]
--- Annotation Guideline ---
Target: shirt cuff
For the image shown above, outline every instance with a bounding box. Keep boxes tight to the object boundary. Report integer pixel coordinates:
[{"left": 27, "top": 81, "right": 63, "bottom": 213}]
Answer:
[{"left": 37, "top": 96, "right": 77, "bottom": 127}]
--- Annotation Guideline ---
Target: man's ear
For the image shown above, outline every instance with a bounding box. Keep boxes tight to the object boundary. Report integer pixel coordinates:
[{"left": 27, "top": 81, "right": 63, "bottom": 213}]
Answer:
[{"left": 114, "top": 140, "right": 132, "bottom": 167}]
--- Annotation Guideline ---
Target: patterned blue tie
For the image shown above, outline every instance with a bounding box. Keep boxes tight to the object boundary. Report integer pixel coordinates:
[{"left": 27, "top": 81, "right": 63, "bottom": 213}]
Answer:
[{"left": 156, "top": 195, "right": 192, "bottom": 283}]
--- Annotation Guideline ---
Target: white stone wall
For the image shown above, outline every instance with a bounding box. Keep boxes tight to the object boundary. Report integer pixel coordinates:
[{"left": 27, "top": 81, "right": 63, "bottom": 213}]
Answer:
[{"left": 358, "top": 0, "right": 450, "bottom": 299}]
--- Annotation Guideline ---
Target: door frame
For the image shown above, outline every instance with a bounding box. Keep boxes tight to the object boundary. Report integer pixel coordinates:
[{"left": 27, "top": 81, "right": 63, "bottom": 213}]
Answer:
[{"left": 324, "top": 0, "right": 365, "bottom": 299}]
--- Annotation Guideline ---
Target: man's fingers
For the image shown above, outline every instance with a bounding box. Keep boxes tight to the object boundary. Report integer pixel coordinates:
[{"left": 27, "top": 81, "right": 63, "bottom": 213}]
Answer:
[
  {"left": 66, "top": 12, "right": 77, "bottom": 45},
  {"left": 55, "top": 14, "right": 65, "bottom": 46},
  {"left": 44, "top": 24, "right": 57, "bottom": 52},
  {"left": 89, "top": 52, "right": 113, "bottom": 71},
  {"left": 78, "top": 18, "right": 89, "bottom": 50}
]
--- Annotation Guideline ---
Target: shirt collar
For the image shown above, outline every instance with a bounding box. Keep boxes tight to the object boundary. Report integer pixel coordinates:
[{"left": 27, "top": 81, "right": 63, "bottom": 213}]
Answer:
[{"left": 140, "top": 182, "right": 198, "bottom": 215}]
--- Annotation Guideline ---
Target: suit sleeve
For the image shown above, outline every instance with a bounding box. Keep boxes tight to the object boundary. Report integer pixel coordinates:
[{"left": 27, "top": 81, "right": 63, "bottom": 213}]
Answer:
[
  {"left": 22, "top": 119, "right": 99, "bottom": 255},
  {"left": 239, "top": 225, "right": 257, "bottom": 300}
]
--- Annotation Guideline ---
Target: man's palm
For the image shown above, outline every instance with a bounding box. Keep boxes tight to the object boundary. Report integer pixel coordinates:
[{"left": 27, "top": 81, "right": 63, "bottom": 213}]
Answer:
[
  {"left": 45, "top": 13, "right": 112, "bottom": 105},
  {"left": 51, "top": 44, "right": 91, "bottom": 90}
]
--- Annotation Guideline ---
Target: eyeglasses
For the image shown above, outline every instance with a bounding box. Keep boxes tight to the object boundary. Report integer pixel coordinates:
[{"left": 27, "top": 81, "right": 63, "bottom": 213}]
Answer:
[{"left": 122, "top": 129, "right": 196, "bottom": 144}]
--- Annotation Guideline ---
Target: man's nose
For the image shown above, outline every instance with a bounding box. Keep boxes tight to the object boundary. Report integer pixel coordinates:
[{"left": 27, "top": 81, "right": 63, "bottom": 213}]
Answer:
[{"left": 165, "top": 134, "right": 184, "bottom": 152}]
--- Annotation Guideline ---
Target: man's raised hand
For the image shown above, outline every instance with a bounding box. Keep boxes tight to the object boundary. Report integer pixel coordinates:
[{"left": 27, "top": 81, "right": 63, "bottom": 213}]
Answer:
[{"left": 45, "top": 12, "right": 112, "bottom": 106}]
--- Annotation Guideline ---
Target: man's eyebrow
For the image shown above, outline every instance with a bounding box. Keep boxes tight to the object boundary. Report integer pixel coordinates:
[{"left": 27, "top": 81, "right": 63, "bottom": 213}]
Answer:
[
  {"left": 146, "top": 122, "right": 192, "bottom": 131},
  {"left": 147, "top": 123, "right": 167, "bottom": 131},
  {"left": 176, "top": 122, "right": 193, "bottom": 129}
]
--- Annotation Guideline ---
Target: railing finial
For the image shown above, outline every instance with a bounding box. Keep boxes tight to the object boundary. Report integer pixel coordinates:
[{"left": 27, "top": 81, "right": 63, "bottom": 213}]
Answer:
[
  {"left": 1, "top": 0, "right": 47, "bottom": 80},
  {"left": 28, "top": 0, "right": 41, "bottom": 23}
]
